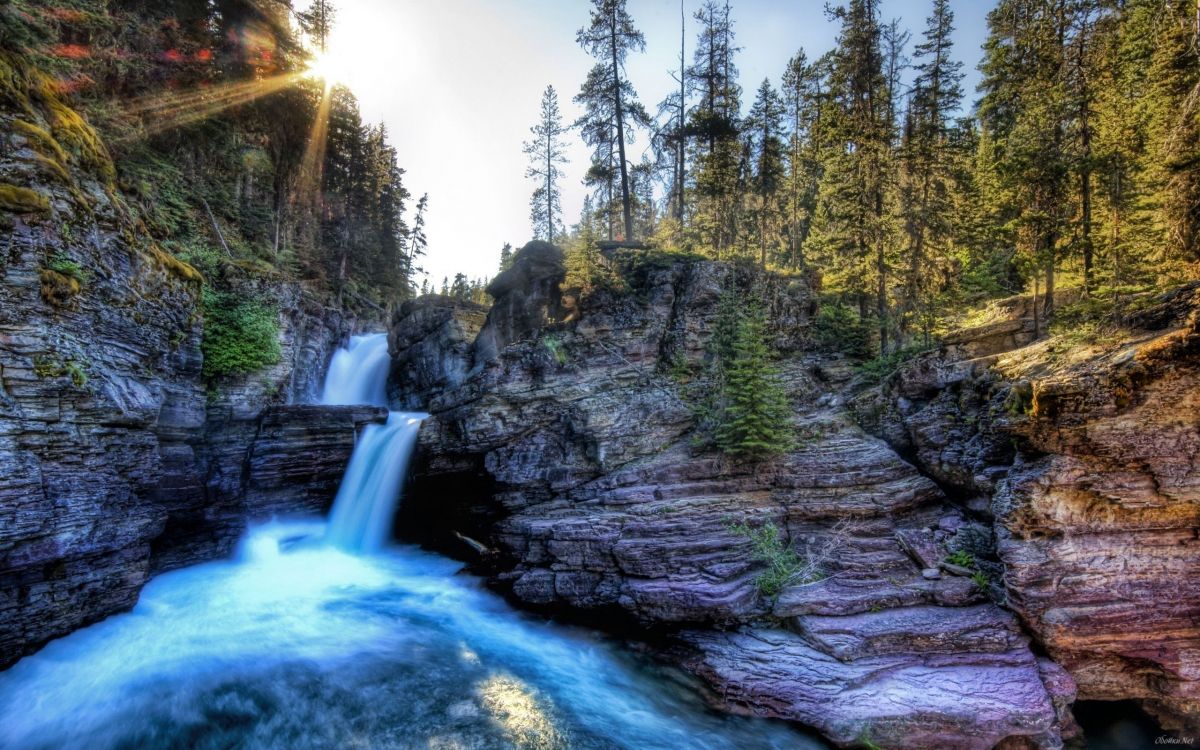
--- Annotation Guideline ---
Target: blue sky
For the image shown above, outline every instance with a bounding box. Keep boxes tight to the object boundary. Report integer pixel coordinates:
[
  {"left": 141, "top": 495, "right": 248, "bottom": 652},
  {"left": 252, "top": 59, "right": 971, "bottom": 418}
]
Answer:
[{"left": 317, "top": 0, "right": 995, "bottom": 286}]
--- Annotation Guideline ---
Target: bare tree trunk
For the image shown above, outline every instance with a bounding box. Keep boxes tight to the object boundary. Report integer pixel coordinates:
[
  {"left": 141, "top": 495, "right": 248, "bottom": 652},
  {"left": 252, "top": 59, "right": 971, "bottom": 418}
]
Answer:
[
  {"left": 1044, "top": 235, "right": 1056, "bottom": 322},
  {"left": 676, "top": 0, "right": 686, "bottom": 224},
  {"left": 1032, "top": 273, "right": 1040, "bottom": 340},
  {"left": 611, "top": 13, "right": 634, "bottom": 242}
]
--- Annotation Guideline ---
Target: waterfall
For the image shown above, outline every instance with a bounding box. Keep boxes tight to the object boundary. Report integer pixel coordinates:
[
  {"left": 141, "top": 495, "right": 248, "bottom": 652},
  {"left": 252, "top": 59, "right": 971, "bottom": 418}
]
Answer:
[
  {"left": 326, "top": 412, "right": 424, "bottom": 552},
  {"left": 320, "top": 333, "right": 391, "bottom": 407},
  {"left": 320, "top": 333, "right": 427, "bottom": 553}
]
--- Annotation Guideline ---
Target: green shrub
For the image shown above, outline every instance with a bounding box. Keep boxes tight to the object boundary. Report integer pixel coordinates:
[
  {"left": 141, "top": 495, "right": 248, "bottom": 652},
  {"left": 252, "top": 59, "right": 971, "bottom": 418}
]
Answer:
[
  {"left": 201, "top": 288, "right": 281, "bottom": 379},
  {"left": 855, "top": 344, "right": 932, "bottom": 383},
  {"left": 731, "top": 522, "right": 823, "bottom": 597},
  {"left": 971, "top": 571, "right": 990, "bottom": 590},
  {"left": 32, "top": 355, "right": 88, "bottom": 388},
  {"left": 45, "top": 254, "right": 89, "bottom": 283},
  {"left": 542, "top": 334, "right": 568, "bottom": 366}
]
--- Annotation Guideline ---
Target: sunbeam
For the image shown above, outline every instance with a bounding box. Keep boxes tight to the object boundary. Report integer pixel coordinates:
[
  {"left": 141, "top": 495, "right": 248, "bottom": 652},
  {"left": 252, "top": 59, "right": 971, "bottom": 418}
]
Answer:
[{"left": 114, "top": 72, "right": 308, "bottom": 143}]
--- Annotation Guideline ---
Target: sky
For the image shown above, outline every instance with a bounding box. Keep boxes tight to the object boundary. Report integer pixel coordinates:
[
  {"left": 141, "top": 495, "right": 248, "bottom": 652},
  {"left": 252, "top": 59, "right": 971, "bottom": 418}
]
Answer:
[{"left": 312, "top": 0, "right": 996, "bottom": 287}]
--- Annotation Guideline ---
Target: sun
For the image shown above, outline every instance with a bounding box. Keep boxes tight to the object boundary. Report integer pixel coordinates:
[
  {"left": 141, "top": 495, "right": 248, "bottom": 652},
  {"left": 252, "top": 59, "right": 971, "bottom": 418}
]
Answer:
[{"left": 305, "top": 49, "right": 348, "bottom": 85}]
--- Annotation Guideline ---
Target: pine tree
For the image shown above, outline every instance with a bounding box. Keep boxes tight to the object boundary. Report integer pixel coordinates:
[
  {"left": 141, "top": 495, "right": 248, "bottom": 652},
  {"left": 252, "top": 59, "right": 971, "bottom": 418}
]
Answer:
[
  {"left": 780, "top": 49, "right": 826, "bottom": 269},
  {"left": 688, "top": 1, "right": 743, "bottom": 256},
  {"left": 524, "top": 85, "right": 570, "bottom": 243},
  {"left": 498, "top": 242, "right": 514, "bottom": 272},
  {"left": 575, "top": 0, "right": 651, "bottom": 242},
  {"left": 745, "top": 79, "right": 787, "bottom": 267},
  {"left": 299, "top": 0, "right": 337, "bottom": 52},
  {"left": 401, "top": 193, "right": 428, "bottom": 289},
  {"left": 564, "top": 196, "right": 606, "bottom": 291},
  {"left": 715, "top": 306, "right": 794, "bottom": 459},
  {"left": 898, "top": 0, "right": 963, "bottom": 340},
  {"left": 1140, "top": 0, "right": 1200, "bottom": 269},
  {"left": 808, "top": 0, "right": 894, "bottom": 353},
  {"left": 979, "top": 0, "right": 1073, "bottom": 325},
  {"left": 654, "top": 0, "right": 690, "bottom": 229}
]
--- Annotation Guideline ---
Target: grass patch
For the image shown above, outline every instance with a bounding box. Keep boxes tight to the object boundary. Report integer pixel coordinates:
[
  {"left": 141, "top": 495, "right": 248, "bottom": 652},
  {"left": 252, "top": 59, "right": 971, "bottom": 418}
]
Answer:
[
  {"left": 944, "top": 550, "right": 976, "bottom": 568},
  {"left": 731, "top": 522, "right": 825, "bottom": 597},
  {"left": 38, "top": 268, "right": 80, "bottom": 305},
  {"left": 33, "top": 355, "right": 88, "bottom": 388},
  {"left": 45, "top": 253, "right": 88, "bottom": 283}
]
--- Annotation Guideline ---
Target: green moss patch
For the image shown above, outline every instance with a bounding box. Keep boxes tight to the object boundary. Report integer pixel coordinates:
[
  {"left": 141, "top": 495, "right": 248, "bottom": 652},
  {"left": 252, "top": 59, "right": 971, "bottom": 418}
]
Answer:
[
  {"left": 0, "top": 182, "right": 50, "bottom": 213},
  {"left": 146, "top": 244, "right": 203, "bottom": 284}
]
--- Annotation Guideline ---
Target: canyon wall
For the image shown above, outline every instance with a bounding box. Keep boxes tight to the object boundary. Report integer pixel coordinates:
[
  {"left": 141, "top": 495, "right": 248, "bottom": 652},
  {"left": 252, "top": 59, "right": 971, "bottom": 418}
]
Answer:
[
  {"left": 0, "top": 61, "right": 376, "bottom": 667},
  {"left": 855, "top": 282, "right": 1200, "bottom": 736},
  {"left": 393, "top": 242, "right": 1081, "bottom": 749}
]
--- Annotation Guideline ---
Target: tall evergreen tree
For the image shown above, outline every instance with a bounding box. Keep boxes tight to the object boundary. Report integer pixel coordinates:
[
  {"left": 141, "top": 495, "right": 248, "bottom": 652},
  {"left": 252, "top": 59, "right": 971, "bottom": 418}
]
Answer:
[
  {"left": 715, "top": 305, "right": 794, "bottom": 459},
  {"left": 1140, "top": 0, "right": 1200, "bottom": 268},
  {"left": 780, "top": 49, "right": 826, "bottom": 269},
  {"left": 654, "top": 0, "right": 690, "bottom": 229},
  {"left": 979, "top": 0, "right": 1073, "bottom": 325},
  {"left": 524, "top": 85, "right": 570, "bottom": 243},
  {"left": 687, "top": 0, "right": 743, "bottom": 256},
  {"left": 808, "top": 0, "right": 894, "bottom": 353},
  {"left": 298, "top": 0, "right": 336, "bottom": 51},
  {"left": 745, "top": 79, "right": 787, "bottom": 266},
  {"left": 898, "top": 0, "right": 963, "bottom": 338},
  {"left": 576, "top": 0, "right": 650, "bottom": 242}
]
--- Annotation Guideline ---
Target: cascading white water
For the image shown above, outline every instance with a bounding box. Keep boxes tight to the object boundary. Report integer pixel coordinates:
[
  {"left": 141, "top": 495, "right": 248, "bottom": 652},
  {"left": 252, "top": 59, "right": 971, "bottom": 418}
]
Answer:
[
  {"left": 320, "top": 333, "right": 426, "bottom": 552},
  {"left": 326, "top": 411, "right": 425, "bottom": 552},
  {"left": 319, "top": 333, "right": 391, "bottom": 407}
]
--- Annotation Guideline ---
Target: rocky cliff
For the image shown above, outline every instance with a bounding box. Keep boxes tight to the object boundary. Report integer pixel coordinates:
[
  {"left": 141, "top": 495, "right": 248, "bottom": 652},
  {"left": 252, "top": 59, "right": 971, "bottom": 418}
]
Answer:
[
  {"left": 392, "top": 242, "right": 1082, "bottom": 749},
  {"left": 0, "top": 52, "right": 378, "bottom": 667},
  {"left": 856, "top": 282, "right": 1200, "bottom": 736}
]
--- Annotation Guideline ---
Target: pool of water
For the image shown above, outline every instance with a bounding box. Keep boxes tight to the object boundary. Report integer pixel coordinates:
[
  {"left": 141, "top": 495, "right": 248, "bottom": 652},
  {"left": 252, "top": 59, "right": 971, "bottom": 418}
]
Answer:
[{"left": 0, "top": 520, "right": 823, "bottom": 750}]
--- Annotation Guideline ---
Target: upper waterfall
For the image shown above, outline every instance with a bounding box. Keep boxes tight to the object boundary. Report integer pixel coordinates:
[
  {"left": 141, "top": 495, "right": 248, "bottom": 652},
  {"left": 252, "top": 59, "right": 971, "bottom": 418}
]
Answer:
[{"left": 320, "top": 334, "right": 391, "bottom": 407}]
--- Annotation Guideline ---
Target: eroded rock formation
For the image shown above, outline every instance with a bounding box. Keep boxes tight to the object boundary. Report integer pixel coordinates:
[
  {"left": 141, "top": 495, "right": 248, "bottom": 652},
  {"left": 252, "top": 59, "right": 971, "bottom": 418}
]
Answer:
[
  {"left": 393, "top": 242, "right": 1079, "bottom": 749},
  {"left": 858, "top": 282, "right": 1200, "bottom": 735}
]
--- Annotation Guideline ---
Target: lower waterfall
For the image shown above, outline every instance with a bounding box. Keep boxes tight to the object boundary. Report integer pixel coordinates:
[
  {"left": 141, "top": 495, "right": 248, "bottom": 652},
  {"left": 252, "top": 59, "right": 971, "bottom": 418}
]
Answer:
[
  {"left": 326, "top": 411, "right": 426, "bottom": 553},
  {"left": 0, "top": 336, "right": 820, "bottom": 750}
]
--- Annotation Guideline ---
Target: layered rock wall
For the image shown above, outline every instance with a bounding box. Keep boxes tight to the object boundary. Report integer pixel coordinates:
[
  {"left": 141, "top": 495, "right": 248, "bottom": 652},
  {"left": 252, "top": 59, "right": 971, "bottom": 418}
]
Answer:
[
  {"left": 0, "top": 64, "right": 375, "bottom": 666},
  {"left": 858, "top": 283, "right": 1200, "bottom": 734},
  {"left": 391, "top": 243, "right": 1075, "bottom": 749}
]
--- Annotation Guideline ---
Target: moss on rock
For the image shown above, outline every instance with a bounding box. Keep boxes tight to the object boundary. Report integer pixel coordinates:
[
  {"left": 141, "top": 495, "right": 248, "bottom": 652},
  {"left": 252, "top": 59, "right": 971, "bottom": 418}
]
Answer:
[
  {"left": 0, "top": 182, "right": 50, "bottom": 213},
  {"left": 38, "top": 268, "right": 81, "bottom": 306},
  {"left": 145, "top": 244, "right": 203, "bottom": 284}
]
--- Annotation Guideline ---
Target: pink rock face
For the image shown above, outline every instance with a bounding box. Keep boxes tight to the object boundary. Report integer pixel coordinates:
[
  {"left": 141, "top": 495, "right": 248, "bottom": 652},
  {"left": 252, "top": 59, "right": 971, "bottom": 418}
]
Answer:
[
  {"left": 676, "top": 626, "right": 1070, "bottom": 750},
  {"left": 862, "top": 283, "right": 1200, "bottom": 736},
  {"left": 993, "top": 295, "right": 1200, "bottom": 734}
]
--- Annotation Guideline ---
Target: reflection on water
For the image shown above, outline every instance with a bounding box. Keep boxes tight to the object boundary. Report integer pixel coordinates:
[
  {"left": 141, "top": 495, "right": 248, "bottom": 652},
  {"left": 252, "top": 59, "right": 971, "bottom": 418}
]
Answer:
[{"left": 0, "top": 520, "right": 824, "bottom": 750}]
